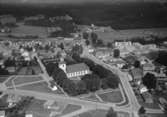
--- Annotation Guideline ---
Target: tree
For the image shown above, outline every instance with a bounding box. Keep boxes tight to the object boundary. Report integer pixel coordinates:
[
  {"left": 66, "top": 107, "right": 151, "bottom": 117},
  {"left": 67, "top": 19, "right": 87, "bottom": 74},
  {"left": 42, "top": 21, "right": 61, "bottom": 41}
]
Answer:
[
  {"left": 76, "top": 80, "right": 87, "bottom": 94},
  {"left": 106, "top": 108, "right": 117, "bottom": 117},
  {"left": 91, "top": 65, "right": 109, "bottom": 78},
  {"left": 91, "top": 32, "right": 98, "bottom": 46},
  {"left": 96, "top": 39, "right": 104, "bottom": 47},
  {"left": 138, "top": 106, "right": 146, "bottom": 115},
  {"left": 85, "top": 40, "right": 90, "bottom": 46},
  {"left": 83, "top": 32, "right": 89, "bottom": 39},
  {"left": 82, "top": 74, "right": 101, "bottom": 92},
  {"left": 107, "top": 42, "right": 113, "bottom": 48},
  {"left": 142, "top": 72, "right": 157, "bottom": 90},
  {"left": 62, "top": 79, "right": 77, "bottom": 96},
  {"left": 105, "top": 74, "right": 119, "bottom": 89},
  {"left": 71, "top": 44, "right": 83, "bottom": 55},
  {"left": 91, "top": 32, "right": 98, "bottom": 41},
  {"left": 113, "top": 49, "right": 120, "bottom": 58},
  {"left": 45, "top": 63, "right": 57, "bottom": 76},
  {"left": 134, "top": 60, "right": 141, "bottom": 68},
  {"left": 52, "top": 67, "right": 67, "bottom": 87},
  {"left": 59, "top": 43, "right": 64, "bottom": 50}
]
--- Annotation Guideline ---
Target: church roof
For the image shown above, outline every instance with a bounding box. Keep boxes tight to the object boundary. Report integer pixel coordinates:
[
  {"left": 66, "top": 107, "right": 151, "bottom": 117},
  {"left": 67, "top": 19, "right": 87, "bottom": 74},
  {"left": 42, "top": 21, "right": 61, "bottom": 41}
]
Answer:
[{"left": 66, "top": 63, "right": 89, "bottom": 73}]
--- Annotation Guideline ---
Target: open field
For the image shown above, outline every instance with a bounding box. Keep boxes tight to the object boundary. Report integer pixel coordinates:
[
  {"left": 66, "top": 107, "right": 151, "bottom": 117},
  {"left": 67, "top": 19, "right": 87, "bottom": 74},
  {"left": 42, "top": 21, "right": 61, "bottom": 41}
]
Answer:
[
  {"left": 11, "top": 23, "right": 48, "bottom": 37},
  {"left": 17, "top": 66, "right": 42, "bottom": 75},
  {"left": 5, "top": 76, "right": 43, "bottom": 87},
  {"left": 13, "top": 76, "right": 43, "bottom": 86},
  {"left": 136, "top": 94, "right": 160, "bottom": 109},
  {"left": 96, "top": 28, "right": 167, "bottom": 43},
  {"left": 17, "top": 81, "right": 64, "bottom": 94},
  {"left": 77, "top": 109, "right": 108, "bottom": 117},
  {"left": 146, "top": 113, "right": 167, "bottom": 117},
  {"left": 26, "top": 99, "right": 53, "bottom": 117},
  {"left": 61, "top": 104, "right": 81, "bottom": 115},
  {"left": 81, "top": 93, "right": 100, "bottom": 102},
  {"left": 0, "top": 76, "right": 10, "bottom": 83},
  {"left": 98, "top": 91, "right": 123, "bottom": 103},
  {"left": 77, "top": 110, "right": 130, "bottom": 117}
]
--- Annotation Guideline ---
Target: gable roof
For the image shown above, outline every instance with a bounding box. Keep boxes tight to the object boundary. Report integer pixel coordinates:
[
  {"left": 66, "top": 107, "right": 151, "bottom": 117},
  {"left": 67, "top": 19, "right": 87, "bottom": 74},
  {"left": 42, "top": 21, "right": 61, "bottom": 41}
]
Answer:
[
  {"left": 131, "top": 68, "right": 143, "bottom": 80},
  {"left": 66, "top": 63, "right": 89, "bottom": 74}
]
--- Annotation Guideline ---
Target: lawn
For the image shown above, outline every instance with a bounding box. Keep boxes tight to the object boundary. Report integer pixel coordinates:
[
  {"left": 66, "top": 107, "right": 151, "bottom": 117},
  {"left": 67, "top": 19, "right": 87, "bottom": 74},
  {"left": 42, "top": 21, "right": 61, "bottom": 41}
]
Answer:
[
  {"left": 0, "top": 76, "right": 9, "bottom": 83},
  {"left": 98, "top": 91, "right": 123, "bottom": 103},
  {"left": 78, "top": 109, "right": 107, "bottom": 117},
  {"left": 13, "top": 76, "right": 43, "bottom": 86},
  {"left": 5, "top": 76, "right": 15, "bottom": 87},
  {"left": 26, "top": 99, "right": 52, "bottom": 117},
  {"left": 17, "top": 66, "right": 42, "bottom": 75},
  {"left": 145, "top": 113, "right": 167, "bottom": 117},
  {"left": 82, "top": 93, "right": 100, "bottom": 102},
  {"left": 136, "top": 94, "right": 160, "bottom": 109},
  {"left": 5, "top": 76, "right": 43, "bottom": 87},
  {"left": 17, "top": 81, "right": 64, "bottom": 94},
  {"left": 117, "top": 111, "right": 130, "bottom": 117},
  {"left": 61, "top": 104, "right": 81, "bottom": 115}
]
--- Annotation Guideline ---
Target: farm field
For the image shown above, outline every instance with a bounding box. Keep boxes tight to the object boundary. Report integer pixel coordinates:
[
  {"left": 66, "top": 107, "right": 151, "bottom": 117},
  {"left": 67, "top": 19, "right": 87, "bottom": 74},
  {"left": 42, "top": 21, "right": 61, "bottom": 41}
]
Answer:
[
  {"left": 11, "top": 23, "right": 48, "bottom": 37},
  {"left": 96, "top": 28, "right": 167, "bottom": 43}
]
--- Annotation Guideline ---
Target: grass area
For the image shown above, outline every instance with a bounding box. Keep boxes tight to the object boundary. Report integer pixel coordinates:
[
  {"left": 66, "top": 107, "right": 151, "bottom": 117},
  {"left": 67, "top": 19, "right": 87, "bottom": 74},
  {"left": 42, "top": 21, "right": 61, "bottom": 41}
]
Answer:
[
  {"left": 50, "top": 101, "right": 68, "bottom": 113},
  {"left": 78, "top": 109, "right": 107, "bottom": 117},
  {"left": 61, "top": 104, "right": 81, "bottom": 115},
  {"left": 11, "top": 24, "right": 48, "bottom": 37},
  {"left": 5, "top": 76, "right": 15, "bottom": 87},
  {"left": 5, "top": 76, "right": 43, "bottom": 87},
  {"left": 13, "top": 76, "right": 43, "bottom": 85},
  {"left": 0, "top": 76, "right": 9, "bottom": 83},
  {"left": 98, "top": 91, "right": 123, "bottom": 103},
  {"left": 17, "top": 66, "right": 42, "bottom": 75},
  {"left": 82, "top": 93, "right": 100, "bottom": 102},
  {"left": 96, "top": 28, "right": 167, "bottom": 42},
  {"left": 117, "top": 111, "right": 130, "bottom": 117},
  {"left": 17, "top": 81, "right": 64, "bottom": 94},
  {"left": 145, "top": 113, "right": 167, "bottom": 117},
  {"left": 136, "top": 94, "right": 160, "bottom": 109},
  {"left": 0, "top": 94, "right": 8, "bottom": 109},
  {"left": 26, "top": 99, "right": 52, "bottom": 117}
]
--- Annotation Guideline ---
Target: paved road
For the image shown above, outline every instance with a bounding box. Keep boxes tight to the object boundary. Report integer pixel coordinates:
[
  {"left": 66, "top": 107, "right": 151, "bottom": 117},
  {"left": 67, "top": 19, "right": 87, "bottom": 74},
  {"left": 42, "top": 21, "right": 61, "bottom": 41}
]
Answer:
[
  {"left": 5, "top": 89, "right": 115, "bottom": 110},
  {"left": 1, "top": 48, "right": 163, "bottom": 117},
  {"left": 81, "top": 46, "right": 163, "bottom": 116}
]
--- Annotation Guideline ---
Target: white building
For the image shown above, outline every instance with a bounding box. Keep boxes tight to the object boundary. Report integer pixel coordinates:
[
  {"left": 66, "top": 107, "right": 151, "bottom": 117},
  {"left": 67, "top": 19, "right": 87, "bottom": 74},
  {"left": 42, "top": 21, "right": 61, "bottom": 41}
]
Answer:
[
  {"left": 0, "top": 111, "right": 5, "bottom": 117},
  {"left": 59, "top": 61, "right": 91, "bottom": 80}
]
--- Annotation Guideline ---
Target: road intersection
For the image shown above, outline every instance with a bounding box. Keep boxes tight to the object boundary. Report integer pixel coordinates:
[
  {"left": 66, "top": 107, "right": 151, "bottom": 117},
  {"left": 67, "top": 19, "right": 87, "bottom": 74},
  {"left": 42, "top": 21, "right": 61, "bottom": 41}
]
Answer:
[{"left": 0, "top": 48, "right": 163, "bottom": 117}]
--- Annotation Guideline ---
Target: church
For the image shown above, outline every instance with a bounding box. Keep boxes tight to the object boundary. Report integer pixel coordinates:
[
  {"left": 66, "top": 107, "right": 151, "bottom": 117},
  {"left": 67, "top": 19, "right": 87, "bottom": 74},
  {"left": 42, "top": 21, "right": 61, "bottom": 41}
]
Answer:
[{"left": 58, "top": 60, "right": 91, "bottom": 80}]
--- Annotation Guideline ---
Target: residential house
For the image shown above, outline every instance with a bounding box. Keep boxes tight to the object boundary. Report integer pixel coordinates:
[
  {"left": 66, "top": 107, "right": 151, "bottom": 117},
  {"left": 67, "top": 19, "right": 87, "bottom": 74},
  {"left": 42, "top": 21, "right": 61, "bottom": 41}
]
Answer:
[
  {"left": 25, "top": 112, "right": 33, "bottom": 117},
  {"left": 94, "top": 48, "right": 112, "bottom": 60},
  {"left": 124, "top": 55, "right": 138, "bottom": 66},
  {"left": 59, "top": 61, "right": 91, "bottom": 80},
  {"left": 109, "top": 59, "right": 126, "bottom": 69},
  {"left": 0, "top": 111, "right": 5, "bottom": 117},
  {"left": 142, "top": 63, "right": 155, "bottom": 71},
  {"left": 130, "top": 68, "right": 143, "bottom": 84}
]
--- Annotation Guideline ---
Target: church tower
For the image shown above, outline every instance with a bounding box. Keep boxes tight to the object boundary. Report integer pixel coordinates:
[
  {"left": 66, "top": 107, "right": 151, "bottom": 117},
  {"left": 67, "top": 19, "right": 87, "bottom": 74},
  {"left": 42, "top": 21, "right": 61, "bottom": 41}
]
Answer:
[{"left": 58, "top": 58, "right": 66, "bottom": 73}]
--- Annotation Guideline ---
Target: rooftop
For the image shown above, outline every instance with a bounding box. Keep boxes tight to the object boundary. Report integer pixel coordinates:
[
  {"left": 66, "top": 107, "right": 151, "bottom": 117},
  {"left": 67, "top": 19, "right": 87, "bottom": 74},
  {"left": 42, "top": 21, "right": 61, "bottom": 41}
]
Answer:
[{"left": 66, "top": 63, "right": 89, "bottom": 74}]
